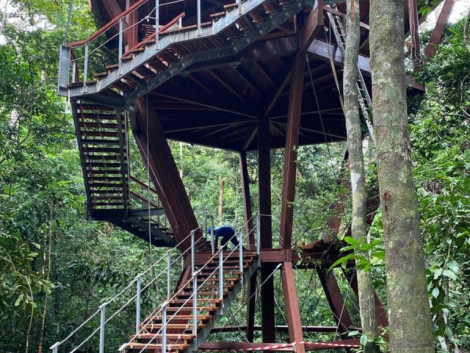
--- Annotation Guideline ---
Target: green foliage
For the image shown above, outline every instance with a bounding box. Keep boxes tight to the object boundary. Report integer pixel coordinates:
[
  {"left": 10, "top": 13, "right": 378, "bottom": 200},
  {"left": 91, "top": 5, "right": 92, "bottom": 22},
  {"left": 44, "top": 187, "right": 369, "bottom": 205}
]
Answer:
[
  {"left": 330, "top": 236, "right": 385, "bottom": 272},
  {"left": 410, "top": 19, "right": 470, "bottom": 350}
]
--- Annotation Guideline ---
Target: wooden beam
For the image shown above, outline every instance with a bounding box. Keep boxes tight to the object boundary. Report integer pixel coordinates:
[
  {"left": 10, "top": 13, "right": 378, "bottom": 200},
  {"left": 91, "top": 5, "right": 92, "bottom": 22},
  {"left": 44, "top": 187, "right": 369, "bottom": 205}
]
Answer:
[
  {"left": 280, "top": 54, "right": 304, "bottom": 249},
  {"left": 208, "top": 70, "right": 245, "bottom": 102},
  {"left": 317, "top": 268, "right": 354, "bottom": 334},
  {"left": 188, "top": 74, "right": 213, "bottom": 95},
  {"left": 253, "top": 61, "right": 274, "bottom": 85},
  {"left": 258, "top": 114, "right": 276, "bottom": 342},
  {"left": 151, "top": 85, "right": 257, "bottom": 119},
  {"left": 299, "top": 1, "right": 324, "bottom": 52},
  {"left": 262, "top": 59, "right": 294, "bottom": 118},
  {"left": 425, "top": 0, "right": 456, "bottom": 58},
  {"left": 199, "top": 340, "right": 360, "bottom": 350},
  {"left": 246, "top": 274, "right": 257, "bottom": 342},
  {"left": 132, "top": 97, "right": 202, "bottom": 252},
  {"left": 282, "top": 262, "right": 305, "bottom": 353}
]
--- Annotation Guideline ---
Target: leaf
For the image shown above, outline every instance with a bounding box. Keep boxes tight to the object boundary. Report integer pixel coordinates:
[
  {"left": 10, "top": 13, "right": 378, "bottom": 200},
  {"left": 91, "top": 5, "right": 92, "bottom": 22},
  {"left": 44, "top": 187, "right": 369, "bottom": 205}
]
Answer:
[
  {"left": 360, "top": 335, "right": 368, "bottom": 346},
  {"left": 442, "top": 270, "right": 457, "bottom": 280},
  {"left": 432, "top": 287, "right": 439, "bottom": 298}
]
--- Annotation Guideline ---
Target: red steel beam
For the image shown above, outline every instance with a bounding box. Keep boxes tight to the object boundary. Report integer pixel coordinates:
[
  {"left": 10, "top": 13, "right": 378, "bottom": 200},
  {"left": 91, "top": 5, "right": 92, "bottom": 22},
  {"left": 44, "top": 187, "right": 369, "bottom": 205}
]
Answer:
[
  {"left": 317, "top": 268, "right": 354, "bottom": 334},
  {"left": 239, "top": 151, "right": 257, "bottom": 342},
  {"left": 425, "top": 0, "right": 456, "bottom": 58},
  {"left": 280, "top": 54, "right": 305, "bottom": 249},
  {"left": 281, "top": 262, "right": 305, "bottom": 353},
  {"left": 408, "top": 0, "right": 421, "bottom": 67},
  {"left": 299, "top": 0, "right": 324, "bottom": 52},
  {"left": 133, "top": 97, "right": 202, "bottom": 252},
  {"left": 258, "top": 114, "right": 276, "bottom": 342}
]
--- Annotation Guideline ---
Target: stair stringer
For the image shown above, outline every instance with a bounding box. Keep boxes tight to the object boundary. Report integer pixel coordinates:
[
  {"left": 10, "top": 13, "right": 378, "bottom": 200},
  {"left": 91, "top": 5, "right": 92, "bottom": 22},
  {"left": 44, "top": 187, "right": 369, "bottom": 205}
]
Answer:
[{"left": 184, "top": 258, "right": 260, "bottom": 353}]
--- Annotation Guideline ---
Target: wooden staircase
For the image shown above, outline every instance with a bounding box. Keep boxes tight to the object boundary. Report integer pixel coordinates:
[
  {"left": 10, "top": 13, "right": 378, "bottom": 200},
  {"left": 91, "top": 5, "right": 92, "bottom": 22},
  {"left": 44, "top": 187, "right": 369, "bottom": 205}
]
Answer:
[
  {"left": 123, "top": 252, "right": 259, "bottom": 353},
  {"left": 72, "top": 96, "right": 177, "bottom": 247},
  {"left": 58, "top": 0, "right": 312, "bottom": 102}
]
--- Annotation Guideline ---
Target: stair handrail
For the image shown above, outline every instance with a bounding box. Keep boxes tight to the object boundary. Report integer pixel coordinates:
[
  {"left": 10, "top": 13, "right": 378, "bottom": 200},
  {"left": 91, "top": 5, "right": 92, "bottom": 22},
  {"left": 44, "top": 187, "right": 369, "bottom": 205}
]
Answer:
[
  {"left": 126, "top": 216, "right": 259, "bottom": 353},
  {"left": 49, "top": 227, "right": 204, "bottom": 353}
]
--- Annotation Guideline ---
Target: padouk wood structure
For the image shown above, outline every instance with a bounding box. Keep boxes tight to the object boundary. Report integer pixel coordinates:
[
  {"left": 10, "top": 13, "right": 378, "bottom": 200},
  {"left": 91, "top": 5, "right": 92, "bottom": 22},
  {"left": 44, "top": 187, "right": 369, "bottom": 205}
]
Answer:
[{"left": 58, "top": 0, "right": 452, "bottom": 351}]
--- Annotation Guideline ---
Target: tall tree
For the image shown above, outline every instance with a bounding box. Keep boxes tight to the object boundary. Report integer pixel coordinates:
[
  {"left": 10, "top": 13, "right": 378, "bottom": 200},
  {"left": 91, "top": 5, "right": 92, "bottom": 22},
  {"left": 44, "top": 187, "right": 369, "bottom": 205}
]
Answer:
[
  {"left": 343, "top": 0, "right": 378, "bottom": 351},
  {"left": 369, "top": 0, "right": 434, "bottom": 352}
]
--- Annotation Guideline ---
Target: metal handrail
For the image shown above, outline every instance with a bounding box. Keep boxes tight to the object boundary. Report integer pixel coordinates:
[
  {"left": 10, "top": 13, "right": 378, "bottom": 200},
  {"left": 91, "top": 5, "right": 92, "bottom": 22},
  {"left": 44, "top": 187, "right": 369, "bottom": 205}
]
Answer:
[
  {"left": 127, "top": 218, "right": 257, "bottom": 353},
  {"left": 49, "top": 227, "right": 202, "bottom": 353}
]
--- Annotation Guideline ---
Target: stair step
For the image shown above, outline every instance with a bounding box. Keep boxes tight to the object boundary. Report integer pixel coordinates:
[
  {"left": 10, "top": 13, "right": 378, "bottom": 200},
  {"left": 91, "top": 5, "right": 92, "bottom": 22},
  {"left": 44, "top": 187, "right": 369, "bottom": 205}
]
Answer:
[
  {"left": 133, "top": 333, "right": 195, "bottom": 340},
  {"left": 81, "top": 139, "right": 121, "bottom": 145},
  {"left": 85, "top": 155, "right": 122, "bottom": 161},
  {"left": 164, "top": 307, "right": 216, "bottom": 313},
  {"left": 81, "top": 131, "right": 120, "bottom": 137},
  {"left": 124, "top": 343, "right": 187, "bottom": 350},
  {"left": 89, "top": 176, "right": 124, "bottom": 182},
  {"left": 141, "top": 323, "right": 204, "bottom": 330},
  {"left": 79, "top": 122, "right": 121, "bottom": 129},
  {"left": 83, "top": 147, "right": 123, "bottom": 153},
  {"left": 150, "top": 314, "right": 213, "bottom": 320},
  {"left": 169, "top": 299, "right": 222, "bottom": 304},
  {"left": 89, "top": 182, "right": 123, "bottom": 188}
]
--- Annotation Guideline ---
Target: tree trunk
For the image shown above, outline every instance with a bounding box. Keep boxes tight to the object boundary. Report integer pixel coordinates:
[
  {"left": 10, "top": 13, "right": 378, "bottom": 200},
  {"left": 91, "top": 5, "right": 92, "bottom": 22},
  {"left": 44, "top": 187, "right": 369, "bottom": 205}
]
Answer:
[
  {"left": 218, "top": 178, "right": 225, "bottom": 224},
  {"left": 343, "top": 1, "right": 379, "bottom": 351},
  {"left": 369, "top": 1, "right": 434, "bottom": 352}
]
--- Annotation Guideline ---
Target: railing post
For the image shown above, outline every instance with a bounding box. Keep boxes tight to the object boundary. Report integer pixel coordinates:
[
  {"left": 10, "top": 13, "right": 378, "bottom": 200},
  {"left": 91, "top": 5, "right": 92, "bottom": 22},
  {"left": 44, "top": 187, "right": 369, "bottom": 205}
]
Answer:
[
  {"left": 162, "top": 302, "right": 167, "bottom": 353},
  {"left": 71, "top": 61, "right": 77, "bottom": 84},
  {"left": 83, "top": 43, "right": 89, "bottom": 92},
  {"left": 118, "top": 18, "right": 123, "bottom": 74},
  {"left": 204, "top": 211, "right": 208, "bottom": 240},
  {"left": 211, "top": 216, "right": 215, "bottom": 254},
  {"left": 50, "top": 342, "right": 60, "bottom": 353},
  {"left": 155, "top": 0, "right": 160, "bottom": 49},
  {"left": 191, "top": 230, "right": 195, "bottom": 276},
  {"left": 99, "top": 303, "right": 106, "bottom": 353},
  {"left": 219, "top": 247, "right": 224, "bottom": 314},
  {"left": 58, "top": 45, "right": 71, "bottom": 91},
  {"left": 197, "top": 0, "right": 202, "bottom": 36},
  {"left": 239, "top": 231, "right": 243, "bottom": 285},
  {"left": 167, "top": 250, "right": 171, "bottom": 298},
  {"left": 192, "top": 272, "right": 198, "bottom": 336},
  {"left": 136, "top": 275, "right": 142, "bottom": 334},
  {"left": 238, "top": 0, "right": 242, "bottom": 15}
]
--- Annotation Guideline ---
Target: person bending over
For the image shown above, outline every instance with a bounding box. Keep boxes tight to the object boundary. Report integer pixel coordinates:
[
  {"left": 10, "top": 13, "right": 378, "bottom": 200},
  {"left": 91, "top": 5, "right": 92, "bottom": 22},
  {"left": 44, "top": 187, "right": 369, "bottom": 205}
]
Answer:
[{"left": 207, "top": 226, "right": 240, "bottom": 250}]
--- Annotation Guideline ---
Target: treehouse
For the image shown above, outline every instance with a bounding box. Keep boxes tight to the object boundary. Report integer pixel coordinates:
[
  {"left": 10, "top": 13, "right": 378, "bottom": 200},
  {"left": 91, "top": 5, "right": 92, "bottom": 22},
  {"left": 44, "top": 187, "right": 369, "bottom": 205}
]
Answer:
[{"left": 53, "top": 0, "right": 454, "bottom": 352}]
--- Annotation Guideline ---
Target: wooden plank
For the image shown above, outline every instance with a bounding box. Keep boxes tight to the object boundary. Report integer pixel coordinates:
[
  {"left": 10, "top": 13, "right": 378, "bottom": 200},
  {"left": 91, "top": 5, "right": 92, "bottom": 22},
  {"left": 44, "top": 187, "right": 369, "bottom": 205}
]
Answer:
[
  {"left": 280, "top": 54, "right": 304, "bottom": 249},
  {"left": 424, "top": 0, "right": 456, "bottom": 58},
  {"left": 281, "top": 262, "right": 305, "bottom": 353}
]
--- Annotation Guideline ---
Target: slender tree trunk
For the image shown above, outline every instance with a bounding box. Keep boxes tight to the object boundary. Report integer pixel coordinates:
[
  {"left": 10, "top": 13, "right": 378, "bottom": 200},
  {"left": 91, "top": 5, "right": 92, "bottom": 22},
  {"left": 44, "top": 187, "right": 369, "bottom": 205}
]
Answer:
[
  {"left": 464, "top": 8, "right": 470, "bottom": 52},
  {"left": 343, "top": 1, "right": 379, "bottom": 351},
  {"left": 218, "top": 178, "right": 225, "bottom": 224},
  {"left": 369, "top": 1, "right": 434, "bottom": 352}
]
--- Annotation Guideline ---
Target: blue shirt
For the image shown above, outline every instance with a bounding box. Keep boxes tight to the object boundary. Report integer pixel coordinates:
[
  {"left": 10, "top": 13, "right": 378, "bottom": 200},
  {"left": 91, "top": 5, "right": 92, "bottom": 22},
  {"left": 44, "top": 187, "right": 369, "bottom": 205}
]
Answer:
[{"left": 213, "top": 226, "right": 235, "bottom": 238}]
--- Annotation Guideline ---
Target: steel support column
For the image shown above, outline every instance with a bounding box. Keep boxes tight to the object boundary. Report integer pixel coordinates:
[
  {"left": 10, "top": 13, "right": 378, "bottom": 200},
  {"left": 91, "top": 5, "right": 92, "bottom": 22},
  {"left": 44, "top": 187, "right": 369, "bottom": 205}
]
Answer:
[
  {"left": 407, "top": 0, "right": 421, "bottom": 68},
  {"left": 281, "top": 262, "right": 305, "bottom": 353},
  {"left": 317, "top": 268, "right": 354, "bottom": 335},
  {"left": 132, "top": 97, "right": 201, "bottom": 251},
  {"left": 240, "top": 151, "right": 257, "bottom": 342},
  {"left": 258, "top": 114, "right": 276, "bottom": 342},
  {"left": 424, "top": 0, "right": 456, "bottom": 58},
  {"left": 280, "top": 53, "right": 305, "bottom": 249}
]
